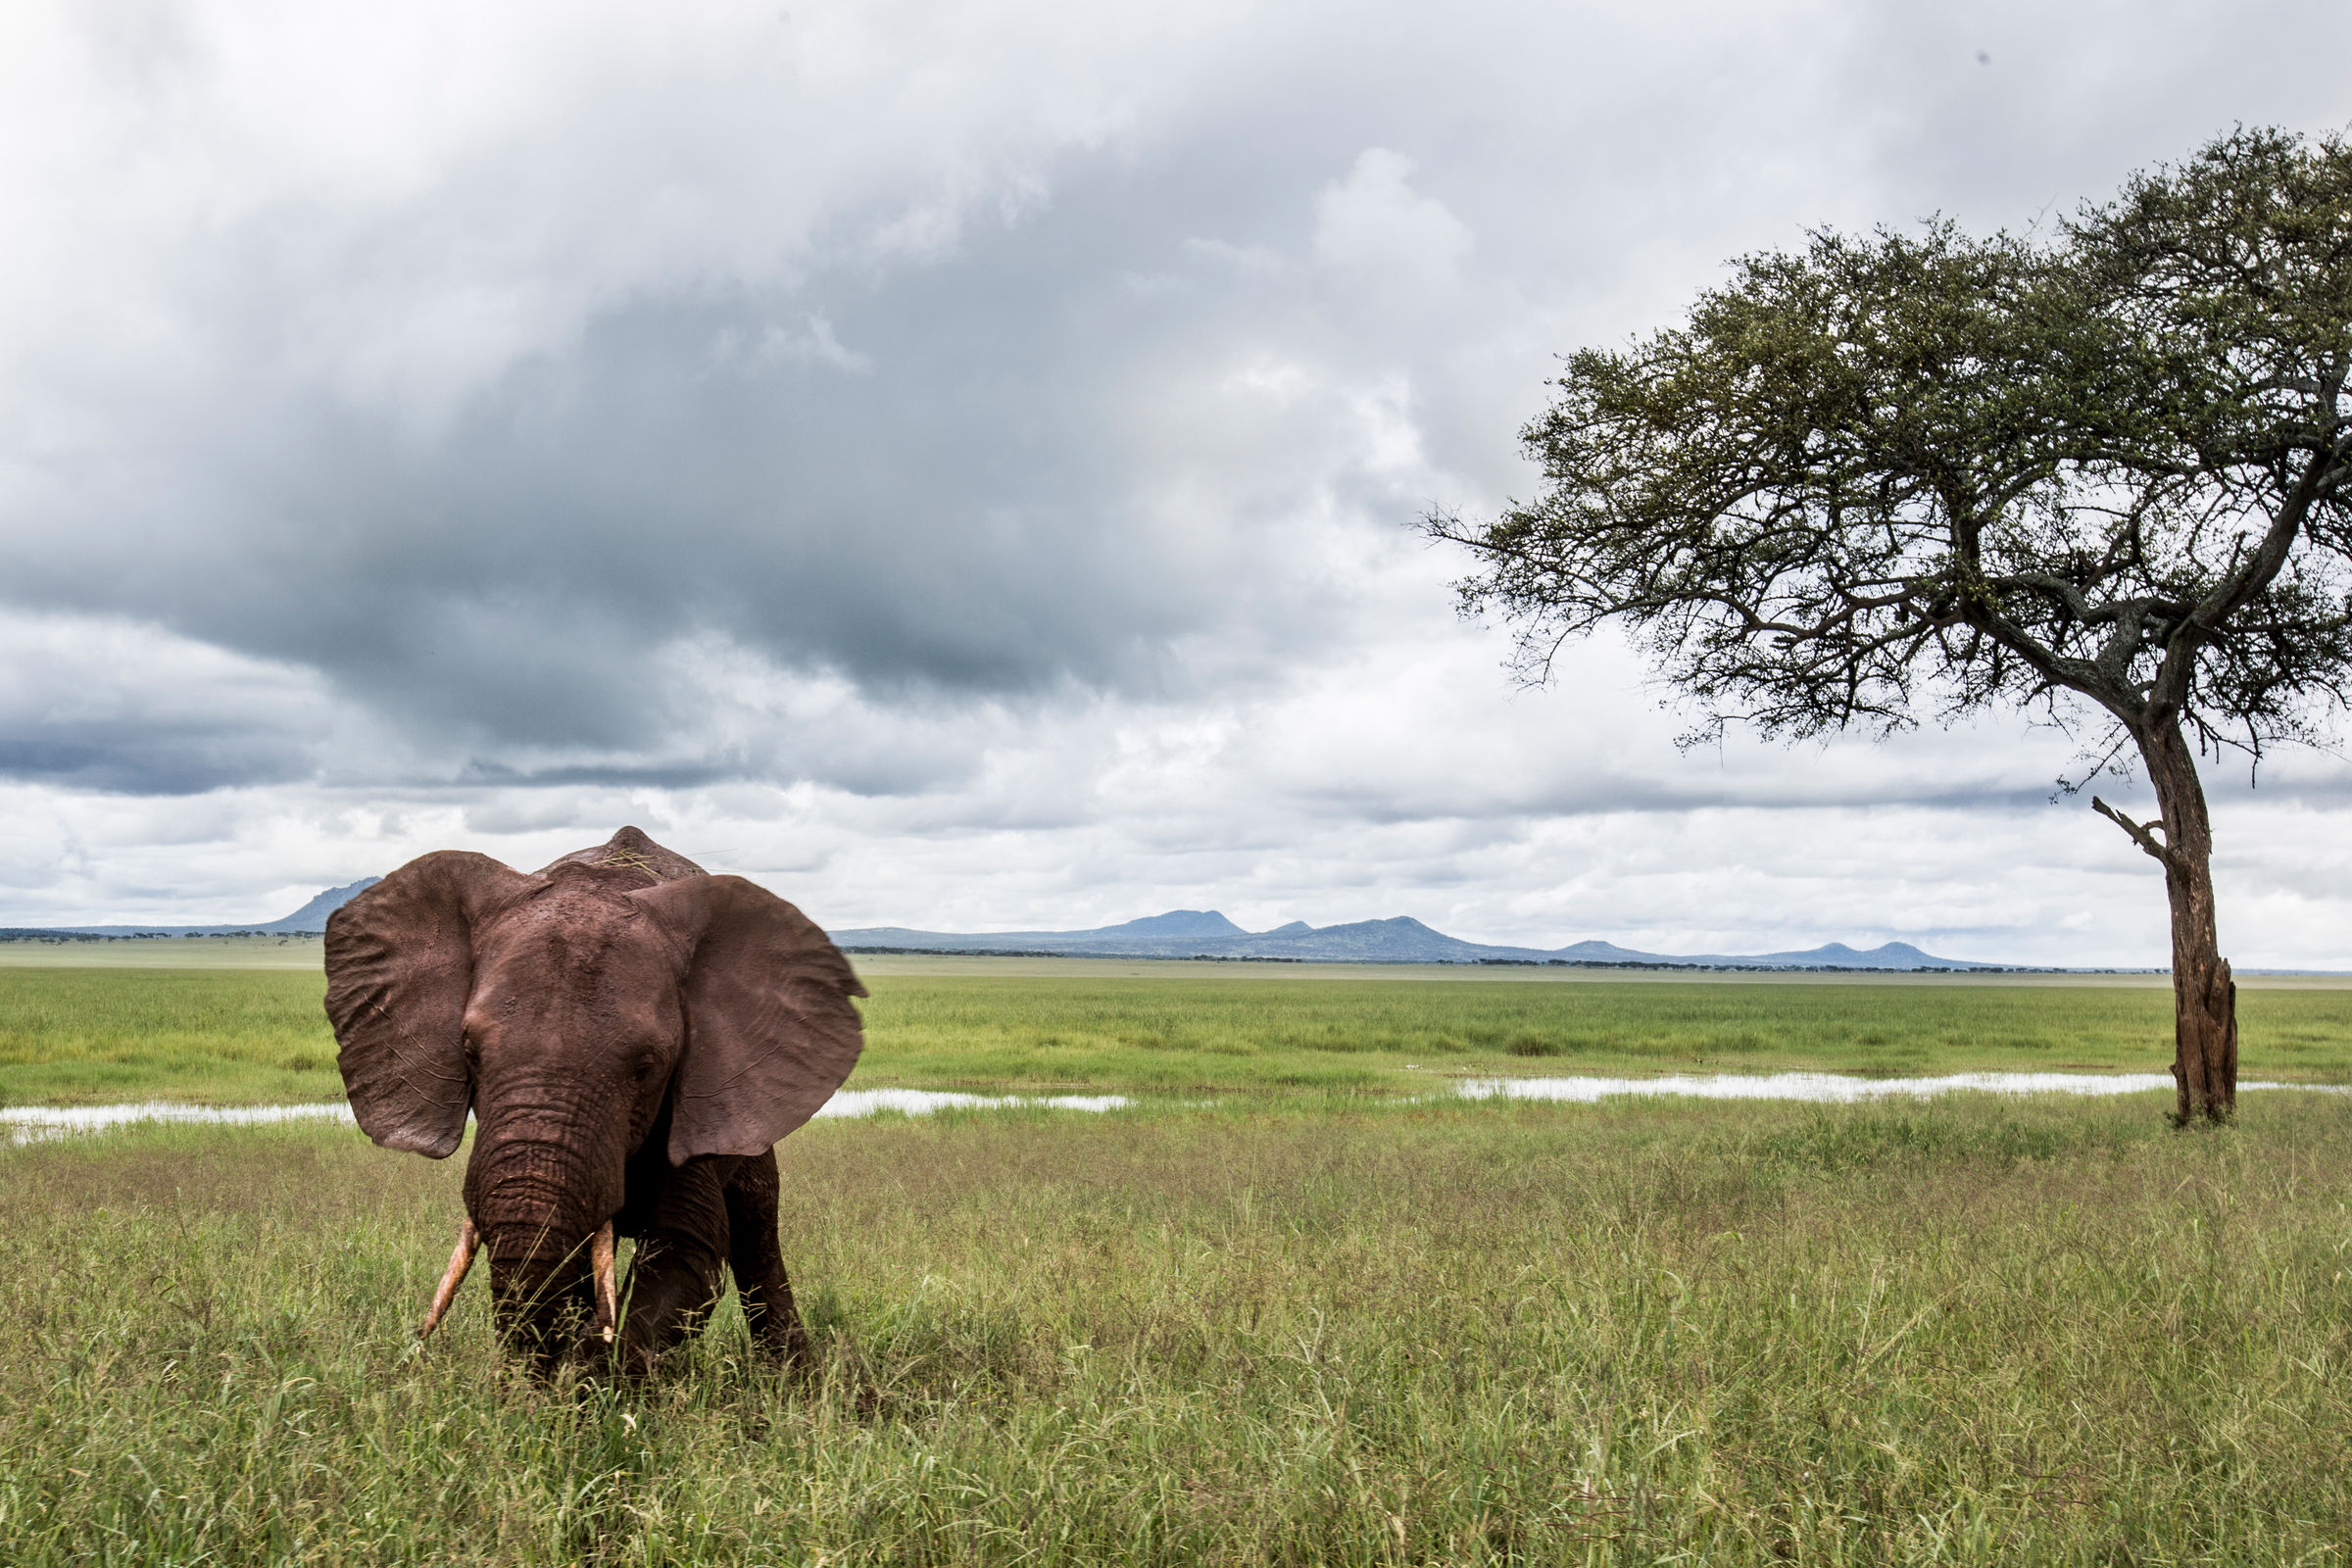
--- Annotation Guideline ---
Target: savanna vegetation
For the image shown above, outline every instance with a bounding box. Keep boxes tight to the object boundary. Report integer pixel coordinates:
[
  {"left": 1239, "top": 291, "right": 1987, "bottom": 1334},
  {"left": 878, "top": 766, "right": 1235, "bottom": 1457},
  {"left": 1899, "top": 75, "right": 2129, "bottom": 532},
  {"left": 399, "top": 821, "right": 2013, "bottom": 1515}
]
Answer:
[
  {"left": 8, "top": 1095, "right": 2352, "bottom": 1563},
  {"left": 847, "top": 971, "right": 2352, "bottom": 1096},
  {"left": 10, "top": 950, "right": 2352, "bottom": 1561},
  {"left": 5, "top": 954, "right": 2351, "bottom": 1103}
]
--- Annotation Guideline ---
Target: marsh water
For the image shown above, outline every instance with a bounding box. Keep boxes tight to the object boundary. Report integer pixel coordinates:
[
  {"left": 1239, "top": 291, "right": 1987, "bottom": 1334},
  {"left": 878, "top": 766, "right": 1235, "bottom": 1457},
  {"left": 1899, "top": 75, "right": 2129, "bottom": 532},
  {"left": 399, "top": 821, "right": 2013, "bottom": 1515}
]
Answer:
[
  {"left": 8, "top": 1072, "right": 2344, "bottom": 1144},
  {"left": 1451, "top": 1070, "right": 2344, "bottom": 1103},
  {"left": 0, "top": 1089, "right": 1134, "bottom": 1144}
]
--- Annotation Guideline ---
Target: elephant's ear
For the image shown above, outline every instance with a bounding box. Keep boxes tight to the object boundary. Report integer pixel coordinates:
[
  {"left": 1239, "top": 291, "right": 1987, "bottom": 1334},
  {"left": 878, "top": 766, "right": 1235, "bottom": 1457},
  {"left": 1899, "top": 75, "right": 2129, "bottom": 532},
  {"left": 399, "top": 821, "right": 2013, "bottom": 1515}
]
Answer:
[
  {"left": 324, "top": 851, "right": 538, "bottom": 1158},
  {"left": 629, "top": 874, "right": 867, "bottom": 1163}
]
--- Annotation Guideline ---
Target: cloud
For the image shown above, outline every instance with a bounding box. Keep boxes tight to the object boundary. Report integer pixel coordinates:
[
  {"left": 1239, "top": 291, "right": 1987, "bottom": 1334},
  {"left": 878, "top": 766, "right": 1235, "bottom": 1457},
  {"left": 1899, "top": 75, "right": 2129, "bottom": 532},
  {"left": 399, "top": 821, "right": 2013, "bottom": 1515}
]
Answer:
[
  {"left": 1314, "top": 150, "right": 1474, "bottom": 289},
  {"left": 1, "top": 0, "right": 2349, "bottom": 963},
  {"left": 0, "top": 613, "right": 334, "bottom": 794}
]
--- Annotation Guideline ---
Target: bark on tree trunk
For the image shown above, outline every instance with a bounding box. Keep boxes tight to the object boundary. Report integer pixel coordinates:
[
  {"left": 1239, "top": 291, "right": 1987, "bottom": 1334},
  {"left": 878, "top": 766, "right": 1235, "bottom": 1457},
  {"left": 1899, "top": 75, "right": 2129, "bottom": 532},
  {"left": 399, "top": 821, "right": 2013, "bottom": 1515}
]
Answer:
[{"left": 2139, "top": 719, "right": 2237, "bottom": 1124}]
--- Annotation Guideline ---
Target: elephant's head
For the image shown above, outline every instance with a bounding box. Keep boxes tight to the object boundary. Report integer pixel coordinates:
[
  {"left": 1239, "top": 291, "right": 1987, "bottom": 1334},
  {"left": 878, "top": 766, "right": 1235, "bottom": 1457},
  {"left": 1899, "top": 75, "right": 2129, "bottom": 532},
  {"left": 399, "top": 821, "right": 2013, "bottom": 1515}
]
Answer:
[{"left": 322, "top": 826, "right": 865, "bottom": 1362}]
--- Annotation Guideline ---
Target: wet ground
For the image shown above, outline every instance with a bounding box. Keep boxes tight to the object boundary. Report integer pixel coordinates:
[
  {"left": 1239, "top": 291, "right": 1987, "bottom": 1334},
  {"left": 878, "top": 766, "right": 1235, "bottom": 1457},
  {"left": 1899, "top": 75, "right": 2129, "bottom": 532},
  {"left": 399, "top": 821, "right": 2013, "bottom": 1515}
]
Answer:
[
  {"left": 1451, "top": 1070, "right": 2344, "bottom": 1103},
  {"left": 9, "top": 1073, "right": 2341, "bottom": 1144}
]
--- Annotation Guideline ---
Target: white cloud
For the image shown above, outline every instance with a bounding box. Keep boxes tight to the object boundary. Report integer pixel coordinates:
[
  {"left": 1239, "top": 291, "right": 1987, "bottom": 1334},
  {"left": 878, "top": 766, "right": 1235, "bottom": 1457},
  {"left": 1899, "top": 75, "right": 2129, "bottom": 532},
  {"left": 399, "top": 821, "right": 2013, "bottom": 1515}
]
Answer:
[
  {"left": 1313, "top": 149, "right": 1474, "bottom": 289},
  {"left": 0, "top": 0, "right": 2348, "bottom": 967},
  {"left": 750, "top": 317, "right": 875, "bottom": 374}
]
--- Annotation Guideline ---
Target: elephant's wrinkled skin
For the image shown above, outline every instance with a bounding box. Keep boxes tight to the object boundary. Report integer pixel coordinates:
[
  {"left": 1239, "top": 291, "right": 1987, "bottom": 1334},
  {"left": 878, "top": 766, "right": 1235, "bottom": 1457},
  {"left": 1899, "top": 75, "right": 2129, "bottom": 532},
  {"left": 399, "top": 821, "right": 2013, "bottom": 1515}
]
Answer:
[{"left": 323, "top": 827, "right": 866, "bottom": 1375}]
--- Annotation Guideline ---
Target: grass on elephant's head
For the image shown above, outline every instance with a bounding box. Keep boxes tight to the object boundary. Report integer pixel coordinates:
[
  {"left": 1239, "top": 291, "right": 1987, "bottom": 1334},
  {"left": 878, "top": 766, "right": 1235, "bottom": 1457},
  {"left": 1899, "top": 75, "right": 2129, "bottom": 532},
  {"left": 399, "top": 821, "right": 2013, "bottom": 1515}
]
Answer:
[{"left": 6, "top": 1092, "right": 2352, "bottom": 1564}]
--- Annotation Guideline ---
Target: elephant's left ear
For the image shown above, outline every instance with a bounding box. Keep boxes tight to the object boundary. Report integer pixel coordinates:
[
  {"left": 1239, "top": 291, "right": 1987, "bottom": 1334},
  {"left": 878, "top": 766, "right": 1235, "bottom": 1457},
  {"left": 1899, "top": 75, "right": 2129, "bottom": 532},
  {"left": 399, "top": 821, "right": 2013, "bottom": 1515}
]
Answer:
[{"left": 629, "top": 874, "right": 868, "bottom": 1164}]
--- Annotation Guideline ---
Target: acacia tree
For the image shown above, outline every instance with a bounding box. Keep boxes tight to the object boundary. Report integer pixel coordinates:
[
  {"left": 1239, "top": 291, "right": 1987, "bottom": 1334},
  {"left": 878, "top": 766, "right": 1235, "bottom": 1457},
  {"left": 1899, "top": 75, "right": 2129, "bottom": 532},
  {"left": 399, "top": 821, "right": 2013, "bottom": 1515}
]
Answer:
[{"left": 1431, "top": 129, "right": 2352, "bottom": 1122}]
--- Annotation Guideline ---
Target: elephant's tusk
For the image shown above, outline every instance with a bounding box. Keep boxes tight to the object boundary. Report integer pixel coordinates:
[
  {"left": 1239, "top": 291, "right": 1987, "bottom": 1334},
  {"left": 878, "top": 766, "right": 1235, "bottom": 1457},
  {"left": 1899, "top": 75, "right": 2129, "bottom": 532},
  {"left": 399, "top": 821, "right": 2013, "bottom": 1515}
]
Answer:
[
  {"left": 592, "top": 1222, "right": 618, "bottom": 1343},
  {"left": 417, "top": 1218, "right": 479, "bottom": 1341}
]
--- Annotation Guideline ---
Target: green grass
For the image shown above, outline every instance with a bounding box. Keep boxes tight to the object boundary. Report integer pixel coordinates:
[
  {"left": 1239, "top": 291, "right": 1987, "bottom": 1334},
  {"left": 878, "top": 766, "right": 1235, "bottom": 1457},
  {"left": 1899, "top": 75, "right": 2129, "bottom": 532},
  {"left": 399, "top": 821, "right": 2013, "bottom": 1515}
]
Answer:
[
  {"left": 850, "top": 973, "right": 2352, "bottom": 1093},
  {"left": 0, "top": 934, "right": 325, "bottom": 969},
  {"left": 8, "top": 1094, "right": 2352, "bottom": 1563},
  {"left": 6, "top": 962, "right": 2352, "bottom": 1104},
  {"left": 0, "top": 967, "right": 339, "bottom": 1103}
]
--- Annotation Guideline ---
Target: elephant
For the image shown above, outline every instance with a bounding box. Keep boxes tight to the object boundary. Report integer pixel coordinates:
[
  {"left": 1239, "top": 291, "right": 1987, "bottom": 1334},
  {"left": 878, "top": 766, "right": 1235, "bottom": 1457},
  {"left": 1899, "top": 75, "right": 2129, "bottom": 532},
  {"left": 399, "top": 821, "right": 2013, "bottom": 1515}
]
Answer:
[{"left": 322, "top": 825, "right": 867, "bottom": 1377}]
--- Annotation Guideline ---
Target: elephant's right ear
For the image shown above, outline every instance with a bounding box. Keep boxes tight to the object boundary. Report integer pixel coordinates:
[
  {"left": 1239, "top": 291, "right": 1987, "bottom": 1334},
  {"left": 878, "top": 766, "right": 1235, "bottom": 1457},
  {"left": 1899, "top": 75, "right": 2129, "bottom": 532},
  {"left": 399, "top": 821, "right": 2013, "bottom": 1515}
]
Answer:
[
  {"left": 629, "top": 874, "right": 866, "bottom": 1164},
  {"left": 324, "top": 851, "right": 538, "bottom": 1158}
]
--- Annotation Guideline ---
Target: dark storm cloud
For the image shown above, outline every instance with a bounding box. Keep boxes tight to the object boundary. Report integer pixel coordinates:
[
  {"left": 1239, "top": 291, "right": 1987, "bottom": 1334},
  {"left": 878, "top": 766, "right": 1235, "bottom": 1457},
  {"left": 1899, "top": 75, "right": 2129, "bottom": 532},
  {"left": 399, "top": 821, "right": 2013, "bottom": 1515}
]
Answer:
[
  {"left": 7, "top": 139, "right": 1391, "bottom": 775},
  {"left": 0, "top": 615, "right": 330, "bottom": 795},
  {"left": 4, "top": 0, "right": 2350, "bottom": 799},
  {"left": 0, "top": 729, "right": 304, "bottom": 796}
]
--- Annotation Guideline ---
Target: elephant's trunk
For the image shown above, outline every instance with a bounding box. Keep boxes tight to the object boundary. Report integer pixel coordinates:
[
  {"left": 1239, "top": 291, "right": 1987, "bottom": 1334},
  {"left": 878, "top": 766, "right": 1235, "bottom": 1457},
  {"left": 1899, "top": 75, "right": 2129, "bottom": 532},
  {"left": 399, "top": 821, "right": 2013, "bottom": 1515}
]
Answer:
[
  {"left": 465, "top": 1127, "right": 623, "bottom": 1368},
  {"left": 481, "top": 1224, "right": 600, "bottom": 1369}
]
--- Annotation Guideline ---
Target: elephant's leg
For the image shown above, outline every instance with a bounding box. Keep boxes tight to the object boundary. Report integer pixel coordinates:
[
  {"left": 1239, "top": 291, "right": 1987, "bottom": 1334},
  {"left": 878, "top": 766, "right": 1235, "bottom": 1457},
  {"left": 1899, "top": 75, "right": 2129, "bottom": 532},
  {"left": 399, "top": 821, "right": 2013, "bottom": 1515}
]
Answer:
[
  {"left": 725, "top": 1151, "right": 815, "bottom": 1371},
  {"left": 617, "top": 1154, "right": 735, "bottom": 1377}
]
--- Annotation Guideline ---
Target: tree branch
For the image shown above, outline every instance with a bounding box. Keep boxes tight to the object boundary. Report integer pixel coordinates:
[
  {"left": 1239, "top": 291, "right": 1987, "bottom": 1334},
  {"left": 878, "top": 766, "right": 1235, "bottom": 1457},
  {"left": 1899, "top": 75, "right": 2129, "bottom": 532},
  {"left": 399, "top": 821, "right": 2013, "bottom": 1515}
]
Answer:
[{"left": 2091, "top": 795, "right": 2185, "bottom": 870}]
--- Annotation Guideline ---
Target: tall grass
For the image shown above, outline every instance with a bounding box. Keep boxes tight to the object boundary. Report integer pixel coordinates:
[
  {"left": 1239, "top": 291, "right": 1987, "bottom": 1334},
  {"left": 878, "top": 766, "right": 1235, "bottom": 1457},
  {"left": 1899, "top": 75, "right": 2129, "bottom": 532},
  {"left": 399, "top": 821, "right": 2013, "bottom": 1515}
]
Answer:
[
  {"left": 6, "top": 1093, "right": 2352, "bottom": 1562},
  {"left": 0, "top": 968, "right": 334, "bottom": 1102},
  {"left": 8, "top": 966, "right": 2352, "bottom": 1104},
  {"left": 856, "top": 975, "right": 2343, "bottom": 1090}
]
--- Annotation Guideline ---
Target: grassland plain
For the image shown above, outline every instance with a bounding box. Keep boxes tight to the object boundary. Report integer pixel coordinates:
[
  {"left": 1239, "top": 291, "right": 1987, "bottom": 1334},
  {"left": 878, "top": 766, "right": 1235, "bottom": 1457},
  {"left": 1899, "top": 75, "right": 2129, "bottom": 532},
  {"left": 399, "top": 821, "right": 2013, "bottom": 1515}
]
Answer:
[
  {"left": 7, "top": 1095, "right": 2352, "bottom": 1563},
  {"left": 0, "top": 935, "right": 326, "bottom": 969},
  {"left": 3, "top": 948, "right": 2351, "bottom": 1103}
]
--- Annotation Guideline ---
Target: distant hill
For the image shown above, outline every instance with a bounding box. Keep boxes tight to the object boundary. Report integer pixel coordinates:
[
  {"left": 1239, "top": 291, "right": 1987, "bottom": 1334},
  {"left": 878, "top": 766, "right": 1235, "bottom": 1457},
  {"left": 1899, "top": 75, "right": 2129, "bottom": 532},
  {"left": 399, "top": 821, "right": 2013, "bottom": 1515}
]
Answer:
[
  {"left": 266, "top": 879, "right": 382, "bottom": 932},
  {"left": 5, "top": 883, "right": 2019, "bottom": 969},
  {"left": 29, "top": 877, "right": 382, "bottom": 938},
  {"left": 832, "top": 911, "right": 2013, "bottom": 969}
]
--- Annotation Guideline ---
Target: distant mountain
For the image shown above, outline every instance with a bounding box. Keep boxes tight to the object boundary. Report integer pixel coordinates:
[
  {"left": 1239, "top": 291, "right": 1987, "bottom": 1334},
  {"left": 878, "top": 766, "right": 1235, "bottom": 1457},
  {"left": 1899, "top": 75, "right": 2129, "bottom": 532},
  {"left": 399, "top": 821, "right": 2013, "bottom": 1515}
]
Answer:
[
  {"left": 1079, "top": 909, "right": 1250, "bottom": 940},
  {"left": 6, "top": 883, "right": 2013, "bottom": 969},
  {"left": 27, "top": 877, "right": 382, "bottom": 938},
  {"left": 831, "top": 911, "right": 2011, "bottom": 969},
  {"left": 266, "top": 878, "right": 382, "bottom": 932}
]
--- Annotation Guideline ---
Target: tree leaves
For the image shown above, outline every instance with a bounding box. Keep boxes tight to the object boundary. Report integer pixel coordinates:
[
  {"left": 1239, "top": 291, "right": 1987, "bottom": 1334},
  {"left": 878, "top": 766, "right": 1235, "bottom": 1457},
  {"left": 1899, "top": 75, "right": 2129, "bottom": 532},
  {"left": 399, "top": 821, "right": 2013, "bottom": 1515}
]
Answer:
[{"left": 1434, "top": 128, "right": 2352, "bottom": 768}]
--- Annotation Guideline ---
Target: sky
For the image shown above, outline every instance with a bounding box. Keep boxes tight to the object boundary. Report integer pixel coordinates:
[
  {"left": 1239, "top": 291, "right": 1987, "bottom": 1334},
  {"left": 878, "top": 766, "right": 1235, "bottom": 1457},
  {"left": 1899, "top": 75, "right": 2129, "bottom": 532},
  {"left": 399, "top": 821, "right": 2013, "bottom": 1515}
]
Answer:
[{"left": 3, "top": 0, "right": 2350, "bottom": 965}]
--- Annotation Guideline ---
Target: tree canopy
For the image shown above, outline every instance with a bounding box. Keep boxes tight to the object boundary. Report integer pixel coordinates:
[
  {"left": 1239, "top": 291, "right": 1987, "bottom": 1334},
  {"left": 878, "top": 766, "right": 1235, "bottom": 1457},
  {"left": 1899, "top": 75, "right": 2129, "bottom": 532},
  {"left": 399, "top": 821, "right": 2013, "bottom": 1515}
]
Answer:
[{"left": 1432, "top": 128, "right": 2352, "bottom": 1121}]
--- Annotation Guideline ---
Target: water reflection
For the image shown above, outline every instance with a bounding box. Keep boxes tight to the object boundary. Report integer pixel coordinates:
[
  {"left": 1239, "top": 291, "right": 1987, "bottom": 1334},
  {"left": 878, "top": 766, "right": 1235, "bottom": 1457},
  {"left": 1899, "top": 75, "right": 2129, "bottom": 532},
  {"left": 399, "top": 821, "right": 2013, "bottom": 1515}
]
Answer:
[
  {"left": 814, "top": 1089, "right": 1129, "bottom": 1117},
  {"left": 1456, "top": 1071, "right": 2342, "bottom": 1103},
  {"left": 11, "top": 1073, "right": 2338, "bottom": 1145},
  {"left": 4, "top": 1102, "right": 355, "bottom": 1143},
  {"left": 3, "top": 1090, "right": 1131, "bottom": 1144}
]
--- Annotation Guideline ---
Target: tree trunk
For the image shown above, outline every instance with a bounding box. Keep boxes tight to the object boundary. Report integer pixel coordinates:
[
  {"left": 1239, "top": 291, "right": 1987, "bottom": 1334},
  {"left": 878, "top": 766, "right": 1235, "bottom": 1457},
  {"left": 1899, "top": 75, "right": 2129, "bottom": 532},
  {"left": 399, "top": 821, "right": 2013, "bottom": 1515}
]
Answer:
[{"left": 2139, "top": 719, "right": 2238, "bottom": 1123}]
